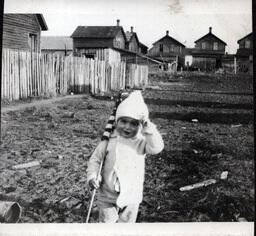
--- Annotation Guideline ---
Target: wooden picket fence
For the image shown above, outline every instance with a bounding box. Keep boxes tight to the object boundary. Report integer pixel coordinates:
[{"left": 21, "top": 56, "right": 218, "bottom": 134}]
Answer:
[
  {"left": 126, "top": 63, "right": 148, "bottom": 88},
  {"left": 1, "top": 48, "right": 148, "bottom": 101}
]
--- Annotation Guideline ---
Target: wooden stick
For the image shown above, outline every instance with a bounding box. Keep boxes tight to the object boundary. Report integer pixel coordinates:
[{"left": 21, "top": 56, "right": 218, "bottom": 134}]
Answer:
[
  {"left": 179, "top": 179, "right": 217, "bottom": 191},
  {"left": 12, "top": 160, "right": 41, "bottom": 170},
  {"left": 85, "top": 141, "right": 107, "bottom": 223}
]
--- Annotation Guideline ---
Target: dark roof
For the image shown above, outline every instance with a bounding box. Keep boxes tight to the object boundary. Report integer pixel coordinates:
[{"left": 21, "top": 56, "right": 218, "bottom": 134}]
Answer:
[
  {"left": 139, "top": 42, "right": 148, "bottom": 49},
  {"left": 41, "top": 36, "right": 73, "bottom": 50},
  {"left": 237, "top": 32, "right": 253, "bottom": 43},
  {"left": 36, "top": 14, "right": 48, "bottom": 31},
  {"left": 194, "top": 31, "right": 227, "bottom": 45},
  {"left": 71, "top": 26, "right": 126, "bottom": 40},
  {"left": 152, "top": 35, "right": 185, "bottom": 47}
]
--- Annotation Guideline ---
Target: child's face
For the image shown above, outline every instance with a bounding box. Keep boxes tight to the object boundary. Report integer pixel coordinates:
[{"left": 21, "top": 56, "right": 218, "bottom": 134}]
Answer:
[{"left": 116, "top": 117, "right": 140, "bottom": 138}]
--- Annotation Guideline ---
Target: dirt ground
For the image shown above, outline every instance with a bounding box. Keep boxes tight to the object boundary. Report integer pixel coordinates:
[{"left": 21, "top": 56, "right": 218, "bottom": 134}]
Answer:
[{"left": 0, "top": 72, "right": 254, "bottom": 222}]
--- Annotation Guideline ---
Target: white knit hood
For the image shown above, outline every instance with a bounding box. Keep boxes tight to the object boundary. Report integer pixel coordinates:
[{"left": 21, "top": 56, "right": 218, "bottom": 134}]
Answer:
[{"left": 115, "top": 91, "right": 149, "bottom": 122}]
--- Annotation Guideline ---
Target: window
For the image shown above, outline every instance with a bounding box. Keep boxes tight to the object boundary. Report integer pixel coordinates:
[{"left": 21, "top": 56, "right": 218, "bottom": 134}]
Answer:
[
  {"left": 245, "top": 40, "right": 251, "bottom": 48},
  {"left": 202, "top": 42, "right": 206, "bottom": 49},
  {"left": 29, "top": 33, "right": 37, "bottom": 52},
  {"left": 115, "top": 39, "right": 121, "bottom": 48},
  {"left": 170, "top": 44, "right": 174, "bottom": 52},
  {"left": 160, "top": 44, "right": 163, "bottom": 52},
  {"left": 213, "top": 42, "right": 218, "bottom": 50}
]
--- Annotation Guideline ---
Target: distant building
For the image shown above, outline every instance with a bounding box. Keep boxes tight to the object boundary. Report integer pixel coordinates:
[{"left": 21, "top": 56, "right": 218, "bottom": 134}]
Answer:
[
  {"left": 147, "top": 30, "right": 185, "bottom": 69},
  {"left": 2, "top": 13, "right": 48, "bottom": 53},
  {"left": 125, "top": 26, "right": 140, "bottom": 53},
  {"left": 125, "top": 26, "right": 148, "bottom": 55},
  {"left": 236, "top": 32, "right": 253, "bottom": 74},
  {"left": 189, "top": 27, "right": 227, "bottom": 71},
  {"left": 70, "top": 19, "right": 127, "bottom": 58},
  {"left": 41, "top": 36, "right": 73, "bottom": 56},
  {"left": 139, "top": 42, "right": 148, "bottom": 55}
]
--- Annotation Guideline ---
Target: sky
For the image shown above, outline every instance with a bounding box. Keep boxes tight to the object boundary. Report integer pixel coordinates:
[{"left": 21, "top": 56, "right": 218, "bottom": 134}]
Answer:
[{"left": 4, "top": 0, "right": 252, "bottom": 54}]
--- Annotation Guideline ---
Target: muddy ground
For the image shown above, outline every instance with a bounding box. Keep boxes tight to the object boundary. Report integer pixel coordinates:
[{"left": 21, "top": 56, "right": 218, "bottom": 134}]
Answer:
[{"left": 0, "top": 72, "right": 254, "bottom": 222}]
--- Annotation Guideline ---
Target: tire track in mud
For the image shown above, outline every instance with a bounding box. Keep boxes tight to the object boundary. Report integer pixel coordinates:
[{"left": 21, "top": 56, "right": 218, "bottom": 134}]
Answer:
[
  {"left": 145, "top": 98, "right": 253, "bottom": 110},
  {"left": 146, "top": 89, "right": 253, "bottom": 96},
  {"left": 150, "top": 111, "right": 253, "bottom": 124}
]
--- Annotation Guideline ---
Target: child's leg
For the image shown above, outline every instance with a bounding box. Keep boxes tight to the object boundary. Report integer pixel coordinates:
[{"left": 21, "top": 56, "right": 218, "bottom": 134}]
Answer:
[
  {"left": 117, "top": 204, "right": 140, "bottom": 223},
  {"left": 98, "top": 201, "right": 119, "bottom": 223}
]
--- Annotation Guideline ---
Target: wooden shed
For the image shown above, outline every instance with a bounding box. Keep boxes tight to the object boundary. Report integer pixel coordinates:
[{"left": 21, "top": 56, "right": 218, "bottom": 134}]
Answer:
[
  {"left": 2, "top": 14, "right": 48, "bottom": 52},
  {"left": 236, "top": 33, "right": 253, "bottom": 74}
]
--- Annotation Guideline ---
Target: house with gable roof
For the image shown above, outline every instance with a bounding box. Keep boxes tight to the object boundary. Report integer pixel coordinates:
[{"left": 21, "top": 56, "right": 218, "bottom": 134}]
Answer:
[
  {"left": 71, "top": 19, "right": 127, "bottom": 58},
  {"left": 187, "top": 27, "right": 227, "bottom": 71},
  {"left": 147, "top": 30, "right": 186, "bottom": 69},
  {"left": 125, "top": 26, "right": 148, "bottom": 55},
  {"left": 125, "top": 26, "right": 140, "bottom": 53},
  {"left": 236, "top": 32, "right": 253, "bottom": 74}
]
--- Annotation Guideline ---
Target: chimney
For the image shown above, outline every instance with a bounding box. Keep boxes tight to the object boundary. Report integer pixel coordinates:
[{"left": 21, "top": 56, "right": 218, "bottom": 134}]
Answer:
[
  {"left": 166, "top": 30, "right": 169, "bottom": 36},
  {"left": 131, "top": 26, "right": 133, "bottom": 33},
  {"left": 117, "top": 19, "right": 120, "bottom": 26},
  {"left": 209, "top": 27, "right": 212, "bottom": 33}
]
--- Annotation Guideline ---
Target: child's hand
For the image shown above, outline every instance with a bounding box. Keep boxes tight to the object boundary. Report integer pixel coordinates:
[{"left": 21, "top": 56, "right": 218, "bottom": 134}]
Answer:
[
  {"left": 141, "top": 119, "right": 156, "bottom": 135},
  {"left": 141, "top": 118, "right": 150, "bottom": 128},
  {"left": 88, "top": 176, "right": 102, "bottom": 190}
]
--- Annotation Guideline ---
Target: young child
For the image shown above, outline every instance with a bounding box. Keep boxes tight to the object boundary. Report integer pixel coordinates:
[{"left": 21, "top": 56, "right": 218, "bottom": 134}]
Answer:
[{"left": 87, "top": 91, "right": 164, "bottom": 223}]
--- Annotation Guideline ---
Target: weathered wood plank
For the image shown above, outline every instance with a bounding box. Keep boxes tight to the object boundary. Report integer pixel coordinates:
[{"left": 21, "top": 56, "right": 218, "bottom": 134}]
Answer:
[{"left": 1, "top": 48, "right": 149, "bottom": 100}]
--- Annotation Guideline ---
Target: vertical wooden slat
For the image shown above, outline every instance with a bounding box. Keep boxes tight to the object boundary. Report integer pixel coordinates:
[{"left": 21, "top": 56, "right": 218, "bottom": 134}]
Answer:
[
  {"left": 20, "top": 51, "right": 23, "bottom": 99},
  {"left": 17, "top": 51, "right": 21, "bottom": 99},
  {"left": 31, "top": 52, "right": 34, "bottom": 96},
  {"left": 7, "top": 49, "right": 10, "bottom": 100},
  {"left": 60, "top": 55, "right": 62, "bottom": 94},
  {"left": 23, "top": 51, "right": 26, "bottom": 98},
  {"left": 10, "top": 50, "right": 13, "bottom": 100},
  {"left": 7, "top": 49, "right": 9, "bottom": 100},
  {"left": 13, "top": 50, "right": 16, "bottom": 100},
  {"left": 2, "top": 49, "right": 4, "bottom": 99},
  {"left": 38, "top": 52, "right": 41, "bottom": 96},
  {"left": 16, "top": 51, "right": 19, "bottom": 100},
  {"left": 30, "top": 51, "right": 32, "bottom": 97},
  {"left": 1, "top": 49, "right": 149, "bottom": 101},
  {"left": 24, "top": 51, "right": 27, "bottom": 98},
  {"left": 2, "top": 49, "right": 7, "bottom": 98},
  {"left": 25, "top": 51, "right": 28, "bottom": 98},
  {"left": 1, "top": 49, "right": 5, "bottom": 99}
]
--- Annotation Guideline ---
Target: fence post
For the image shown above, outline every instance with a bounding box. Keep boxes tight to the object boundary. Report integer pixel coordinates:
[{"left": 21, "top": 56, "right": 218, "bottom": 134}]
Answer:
[{"left": 234, "top": 56, "right": 237, "bottom": 74}]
